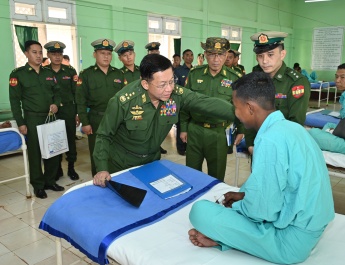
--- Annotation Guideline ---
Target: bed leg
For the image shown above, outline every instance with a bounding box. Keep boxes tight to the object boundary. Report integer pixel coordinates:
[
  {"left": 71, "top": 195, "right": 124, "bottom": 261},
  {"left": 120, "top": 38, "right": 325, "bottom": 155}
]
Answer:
[
  {"left": 56, "top": 237, "right": 63, "bottom": 265},
  {"left": 22, "top": 142, "right": 32, "bottom": 198}
]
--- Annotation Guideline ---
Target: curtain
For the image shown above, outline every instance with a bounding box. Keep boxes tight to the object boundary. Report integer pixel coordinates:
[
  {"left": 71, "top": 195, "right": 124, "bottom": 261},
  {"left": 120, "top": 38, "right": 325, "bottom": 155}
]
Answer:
[
  {"left": 174, "top": 38, "right": 181, "bottom": 55},
  {"left": 14, "top": 25, "right": 38, "bottom": 53}
]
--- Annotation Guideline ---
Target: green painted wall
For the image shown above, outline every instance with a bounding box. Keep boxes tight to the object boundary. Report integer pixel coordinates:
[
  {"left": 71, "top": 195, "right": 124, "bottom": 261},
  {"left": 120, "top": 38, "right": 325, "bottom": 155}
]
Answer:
[
  {"left": 0, "top": 1, "right": 15, "bottom": 115},
  {"left": 292, "top": 0, "right": 345, "bottom": 81}
]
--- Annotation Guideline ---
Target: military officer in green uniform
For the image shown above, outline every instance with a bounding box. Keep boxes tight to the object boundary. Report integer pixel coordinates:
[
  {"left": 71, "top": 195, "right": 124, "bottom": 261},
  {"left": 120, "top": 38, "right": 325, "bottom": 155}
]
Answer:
[
  {"left": 44, "top": 41, "right": 79, "bottom": 180},
  {"left": 114, "top": 40, "right": 140, "bottom": 86},
  {"left": 9, "top": 40, "right": 64, "bottom": 199},
  {"left": 231, "top": 43, "right": 246, "bottom": 75},
  {"left": 180, "top": 37, "right": 244, "bottom": 181},
  {"left": 76, "top": 38, "right": 124, "bottom": 176},
  {"left": 246, "top": 31, "right": 311, "bottom": 154},
  {"left": 92, "top": 54, "right": 236, "bottom": 186},
  {"left": 145, "top": 42, "right": 161, "bottom": 54}
]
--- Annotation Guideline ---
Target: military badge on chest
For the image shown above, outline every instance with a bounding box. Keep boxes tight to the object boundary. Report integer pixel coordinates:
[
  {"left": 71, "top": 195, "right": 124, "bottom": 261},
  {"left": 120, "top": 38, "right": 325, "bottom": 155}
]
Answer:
[
  {"left": 160, "top": 98, "right": 177, "bottom": 116},
  {"left": 130, "top": 105, "right": 144, "bottom": 120},
  {"left": 221, "top": 79, "right": 232, "bottom": 87}
]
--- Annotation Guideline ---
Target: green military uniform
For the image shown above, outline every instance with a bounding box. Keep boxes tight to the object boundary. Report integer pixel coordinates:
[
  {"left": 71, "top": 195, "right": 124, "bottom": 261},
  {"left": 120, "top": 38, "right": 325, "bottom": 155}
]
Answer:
[
  {"left": 46, "top": 64, "right": 78, "bottom": 163},
  {"left": 76, "top": 64, "right": 124, "bottom": 175},
  {"left": 245, "top": 31, "right": 311, "bottom": 147},
  {"left": 181, "top": 64, "right": 242, "bottom": 181},
  {"left": 9, "top": 63, "right": 61, "bottom": 191},
  {"left": 114, "top": 40, "right": 141, "bottom": 85},
  {"left": 229, "top": 65, "right": 243, "bottom": 77},
  {"left": 121, "top": 65, "right": 140, "bottom": 85},
  {"left": 236, "top": 64, "right": 246, "bottom": 75},
  {"left": 93, "top": 79, "right": 235, "bottom": 173}
]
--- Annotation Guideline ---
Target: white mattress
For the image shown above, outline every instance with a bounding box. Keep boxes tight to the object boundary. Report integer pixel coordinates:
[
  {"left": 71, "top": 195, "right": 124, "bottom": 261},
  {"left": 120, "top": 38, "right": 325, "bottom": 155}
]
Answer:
[
  {"left": 323, "top": 151, "right": 345, "bottom": 168},
  {"left": 64, "top": 173, "right": 345, "bottom": 265}
]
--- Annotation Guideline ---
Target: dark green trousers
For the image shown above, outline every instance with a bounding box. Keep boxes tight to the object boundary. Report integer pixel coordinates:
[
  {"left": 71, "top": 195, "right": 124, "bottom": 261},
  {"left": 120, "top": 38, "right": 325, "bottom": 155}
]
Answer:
[
  {"left": 88, "top": 112, "right": 104, "bottom": 176},
  {"left": 25, "top": 113, "right": 59, "bottom": 190},
  {"left": 186, "top": 122, "right": 228, "bottom": 181},
  {"left": 57, "top": 104, "right": 77, "bottom": 162}
]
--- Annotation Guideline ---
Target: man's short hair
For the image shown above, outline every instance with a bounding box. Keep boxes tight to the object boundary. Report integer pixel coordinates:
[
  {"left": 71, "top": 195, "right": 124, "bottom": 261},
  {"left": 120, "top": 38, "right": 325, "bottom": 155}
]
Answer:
[
  {"left": 173, "top": 54, "right": 180, "bottom": 58},
  {"left": 25, "top": 40, "right": 42, "bottom": 51},
  {"left": 232, "top": 71, "right": 275, "bottom": 111},
  {"left": 182, "top": 49, "right": 193, "bottom": 56},
  {"left": 338, "top": 63, "right": 345, "bottom": 70},
  {"left": 63, "top": 55, "right": 70, "bottom": 61},
  {"left": 140, "top": 54, "right": 172, "bottom": 81},
  {"left": 197, "top": 53, "right": 204, "bottom": 58}
]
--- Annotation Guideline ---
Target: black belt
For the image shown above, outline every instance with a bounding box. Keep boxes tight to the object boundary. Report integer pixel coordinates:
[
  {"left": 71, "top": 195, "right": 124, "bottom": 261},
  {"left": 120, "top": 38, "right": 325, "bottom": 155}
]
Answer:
[
  {"left": 89, "top": 109, "right": 105, "bottom": 116},
  {"left": 193, "top": 121, "right": 228, "bottom": 128},
  {"left": 24, "top": 111, "right": 50, "bottom": 117},
  {"left": 117, "top": 143, "right": 156, "bottom": 158}
]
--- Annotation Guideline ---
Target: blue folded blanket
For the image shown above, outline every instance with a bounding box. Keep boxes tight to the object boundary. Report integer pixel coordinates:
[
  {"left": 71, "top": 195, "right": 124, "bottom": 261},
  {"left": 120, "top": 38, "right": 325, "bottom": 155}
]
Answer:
[{"left": 39, "top": 160, "right": 220, "bottom": 264}]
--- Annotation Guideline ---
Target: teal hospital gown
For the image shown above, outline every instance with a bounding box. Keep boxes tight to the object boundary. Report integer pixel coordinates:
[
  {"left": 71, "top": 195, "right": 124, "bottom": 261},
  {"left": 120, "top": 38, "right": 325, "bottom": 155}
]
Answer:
[{"left": 189, "top": 111, "right": 335, "bottom": 264}]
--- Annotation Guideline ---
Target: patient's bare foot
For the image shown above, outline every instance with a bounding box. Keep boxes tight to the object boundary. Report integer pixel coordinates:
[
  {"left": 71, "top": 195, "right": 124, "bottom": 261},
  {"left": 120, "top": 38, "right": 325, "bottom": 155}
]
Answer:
[{"left": 188, "top": 228, "right": 218, "bottom": 247}]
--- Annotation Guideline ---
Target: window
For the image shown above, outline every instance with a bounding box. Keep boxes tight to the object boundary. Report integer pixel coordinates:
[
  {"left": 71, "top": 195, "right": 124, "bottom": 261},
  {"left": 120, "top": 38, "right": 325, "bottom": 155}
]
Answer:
[
  {"left": 221, "top": 25, "right": 242, "bottom": 42},
  {"left": 148, "top": 15, "right": 181, "bottom": 61},
  {"left": 11, "top": 0, "right": 42, "bottom": 21}
]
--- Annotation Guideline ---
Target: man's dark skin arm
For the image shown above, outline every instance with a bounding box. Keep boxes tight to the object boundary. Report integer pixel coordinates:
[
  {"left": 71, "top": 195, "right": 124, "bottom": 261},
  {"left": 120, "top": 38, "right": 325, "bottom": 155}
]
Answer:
[{"left": 222, "top": 191, "right": 245, "bottom": 208}]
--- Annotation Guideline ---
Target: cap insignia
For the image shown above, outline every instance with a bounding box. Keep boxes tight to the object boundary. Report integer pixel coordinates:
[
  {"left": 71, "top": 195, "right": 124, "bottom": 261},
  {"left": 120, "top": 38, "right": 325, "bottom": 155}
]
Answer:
[
  {"left": 123, "top": 42, "right": 129, "bottom": 48},
  {"left": 152, "top": 43, "right": 156, "bottom": 48},
  {"left": 258, "top": 34, "right": 269, "bottom": 44},
  {"left": 102, "top": 40, "right": 109, "bottom": 46},
  {"left": 54, "top": 43, "right": 60, "bottom": 49},
  {"left": 214, "top": 42, "right": 221, "bottom": 49}
]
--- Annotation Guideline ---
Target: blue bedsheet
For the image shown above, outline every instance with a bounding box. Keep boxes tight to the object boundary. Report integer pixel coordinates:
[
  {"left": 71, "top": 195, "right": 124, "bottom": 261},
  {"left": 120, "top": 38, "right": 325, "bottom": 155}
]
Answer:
[
  {"left": 305, "top": 111, "right": 340, "bottom": 128},
  {"left": 39, "top": 160, "right": 220, "bottom": 264},
  {"left": 310, "top": 82, "right": 330, "bottom": 89},
  {"left": 0, "top": 131, "right": 22, "bottom": 154}
]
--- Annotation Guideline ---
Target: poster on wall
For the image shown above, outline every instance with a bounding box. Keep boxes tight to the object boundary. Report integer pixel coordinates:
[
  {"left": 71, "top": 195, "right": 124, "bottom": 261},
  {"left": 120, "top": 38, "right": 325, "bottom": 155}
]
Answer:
[{"left": 311, "top": 27, "right": 344, "bottom": 70}]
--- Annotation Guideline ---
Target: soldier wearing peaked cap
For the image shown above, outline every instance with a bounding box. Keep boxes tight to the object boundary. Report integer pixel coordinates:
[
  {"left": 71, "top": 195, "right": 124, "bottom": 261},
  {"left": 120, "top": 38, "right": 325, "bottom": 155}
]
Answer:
[
  {"left": 145, "top": 42, "right": 161, "bottom": 54},
  {"left": 92, "top": 54, "right": 238, "bottom": 187},
  {"left": 180, "top": 37, "right": 244, "bottom": 181},
  {"left": 245, "top": 31, "right": 311, "bottom": 154},
  {"left": 75, "top": 38, "right": 124, "bottom": 176},
  {"left": 115, "top": 40, "right": 140, "bottom": 85},
  {"left": 230, "top": 43, "right": 245, "bottom": 75},
  {"left": 9, "top": 40, "right": 63, "bottom": 199},
  {"left": 44, "top": 41, "right": 80, "bottom": 181}
]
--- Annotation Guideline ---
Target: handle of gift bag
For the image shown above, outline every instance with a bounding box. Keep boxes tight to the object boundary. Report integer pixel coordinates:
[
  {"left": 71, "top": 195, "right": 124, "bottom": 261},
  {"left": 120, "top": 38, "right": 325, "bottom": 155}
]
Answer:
[{"left": 45, "top": 111, "right": 57, "bottom": 124}]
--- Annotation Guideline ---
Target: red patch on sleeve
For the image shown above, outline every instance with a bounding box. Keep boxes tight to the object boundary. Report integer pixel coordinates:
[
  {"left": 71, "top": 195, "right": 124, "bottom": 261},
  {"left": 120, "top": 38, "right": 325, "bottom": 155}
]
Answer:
[
  {"left": 73, "top": 75, "right": 78, "bottom": 82},
  {"left": 291, "top": 85, "right": 305, "bottom": 99},
  {"left": 77, "top": 78, "right": 83, "bottom": 86},
  {"left": 9, "top": 78, "right": 18, "bottom": 87}
]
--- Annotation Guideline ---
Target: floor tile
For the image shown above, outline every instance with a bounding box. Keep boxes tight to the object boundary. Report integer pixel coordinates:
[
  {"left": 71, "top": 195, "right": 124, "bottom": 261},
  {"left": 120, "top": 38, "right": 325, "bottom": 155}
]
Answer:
[{"left": 0, "top": 216, "right": 28, "bottom": 237}]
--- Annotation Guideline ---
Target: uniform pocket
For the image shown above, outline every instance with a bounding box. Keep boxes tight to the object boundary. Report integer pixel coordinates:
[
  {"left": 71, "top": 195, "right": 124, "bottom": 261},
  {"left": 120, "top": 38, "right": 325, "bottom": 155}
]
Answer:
[{"left": 125, "top": 120, "right": 148, "bottom": 140}]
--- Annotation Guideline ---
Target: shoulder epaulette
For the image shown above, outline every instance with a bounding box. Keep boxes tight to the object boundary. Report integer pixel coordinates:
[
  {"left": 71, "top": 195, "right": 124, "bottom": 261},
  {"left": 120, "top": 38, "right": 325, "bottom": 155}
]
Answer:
[
  {"left": 286, "top": 67, "right": 303, "bottom": 81},
  {"left": 68, "top": 65, "right": 75, "bottom": 70},
  {"left": 226, "top": 67, "right": 242, "bottom": 78},
  {"left": 11, "top": 66, "right": 25, "bottom": 73},
  {"left": 118, "top": 89, "right": 142, "bottom": 104}
]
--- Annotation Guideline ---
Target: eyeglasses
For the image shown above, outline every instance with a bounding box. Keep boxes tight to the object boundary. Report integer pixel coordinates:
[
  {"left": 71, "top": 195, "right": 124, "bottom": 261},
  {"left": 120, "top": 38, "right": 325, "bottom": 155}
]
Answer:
[
  {"left": 148, "top": 75, "right": 178, "bottom": 90},
  {"left": 206, "top": 52, "right": 226, "bottom": 59}
]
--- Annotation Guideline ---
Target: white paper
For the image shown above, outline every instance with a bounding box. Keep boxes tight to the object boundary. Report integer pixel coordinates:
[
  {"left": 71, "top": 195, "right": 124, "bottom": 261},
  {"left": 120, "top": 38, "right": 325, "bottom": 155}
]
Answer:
[{"left": 150, "top": 174, "right": 183, "bottom": 193}]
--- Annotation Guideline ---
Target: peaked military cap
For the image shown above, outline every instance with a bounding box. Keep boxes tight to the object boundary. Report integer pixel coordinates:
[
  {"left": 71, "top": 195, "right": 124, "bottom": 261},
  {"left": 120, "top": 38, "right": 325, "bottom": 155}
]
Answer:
[
  {"left": 201, "top": 37, "right": 230, "bottom": 53},
  {"left": 230, "top": 43, "right": 241, "bottom": 56},
  {"left": 115, "top": 40, "right": 135, "bottom": 54},
  {"left": 250, "top": 31, "right": 288, "bottom": 54},
  {"left": 44, "top": 41, "right": 66, "bottom": 52},
  {"left": 145, "top": 42, "right": 160, "bottom": 51},
  {"left": 91, "top": 39, "right": 116, "bottom": 51}
]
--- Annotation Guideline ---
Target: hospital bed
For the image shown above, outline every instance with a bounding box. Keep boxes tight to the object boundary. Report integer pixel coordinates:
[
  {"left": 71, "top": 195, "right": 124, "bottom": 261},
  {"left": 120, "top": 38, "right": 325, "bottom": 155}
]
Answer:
[
  {"left": 305, "top": 110, "right": 345, "bottom": 179},
  {"left": 39, "top": 160, "right": 345, "bottom": 265},
  {"left": 310, "top": 81, "right": 330, "bottom": 108},
  {"left": 0, "top": 120, "right": 31, "bottom": 198}
]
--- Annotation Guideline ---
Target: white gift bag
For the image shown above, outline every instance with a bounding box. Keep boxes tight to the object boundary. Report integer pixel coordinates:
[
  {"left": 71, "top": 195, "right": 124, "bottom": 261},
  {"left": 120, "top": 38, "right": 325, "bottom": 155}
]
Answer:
[{"left": 37, "top": 115, "right": 69, "bottom": 159}]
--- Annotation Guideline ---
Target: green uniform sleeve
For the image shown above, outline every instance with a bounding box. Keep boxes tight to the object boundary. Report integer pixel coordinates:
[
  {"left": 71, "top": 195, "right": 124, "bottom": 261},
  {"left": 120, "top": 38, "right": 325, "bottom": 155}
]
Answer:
[
  {"left": 70, "top": 68, "right": 78, "bottom": 113},
  {"left": 76, "top": 71, "right": 90, "bottom": 126},
  {"left": 286, "top": 77, "right": 311, "bottom": 125},
  {"left": 93, "top": 96, "right": 124, "bottom": 172},
  {"left": 9, "top": 72, "right": 25, "bottom": 127}
]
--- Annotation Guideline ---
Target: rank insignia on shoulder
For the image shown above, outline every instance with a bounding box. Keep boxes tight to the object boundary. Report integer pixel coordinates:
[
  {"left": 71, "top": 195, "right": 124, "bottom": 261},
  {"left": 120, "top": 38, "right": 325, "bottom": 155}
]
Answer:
[
  {"left": 9, "top": 78, "right": 18, "bottom": 87},
  {"left": 292, "top": 85, "right": 305, "bottom": 98},
  {"left": 120, "top": 95, "right": 127, "bottom": 102},
  {"left": 142, "top": 94, "right": 146, "bottom": 103},
  {"left": 197, "top": 79, "right": 203, "bottom": 83}
]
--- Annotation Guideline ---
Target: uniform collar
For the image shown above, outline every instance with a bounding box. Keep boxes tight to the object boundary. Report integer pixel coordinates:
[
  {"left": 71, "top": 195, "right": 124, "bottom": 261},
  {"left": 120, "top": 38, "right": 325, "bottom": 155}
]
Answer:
[
  {"left": 25, "top": 62, "right": 42, "bottom": 72},
  {"left": 272, "top": 61, "right": 286, "bottom": 82},
  {"left": 93, "top": 64, "right": 116, "bottom": 73},
  {"left": 202, "top": 65, "right": 228, "bottom": 77},
  {"left": 121, "top": 65, "right": 139, "bottom": 72},
  {"left": 46, "top": 64, "right": 66, "bottom": 73}
]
